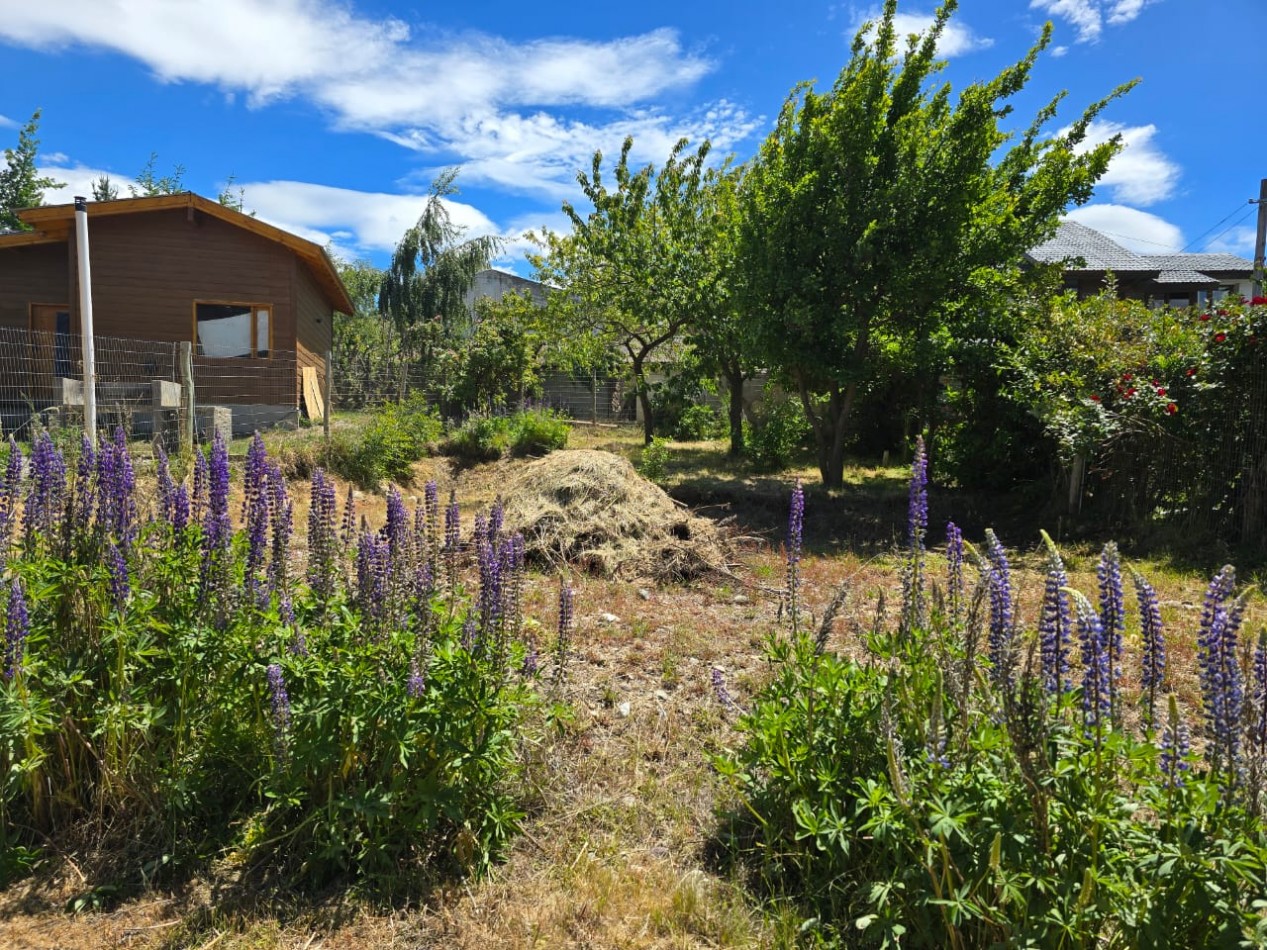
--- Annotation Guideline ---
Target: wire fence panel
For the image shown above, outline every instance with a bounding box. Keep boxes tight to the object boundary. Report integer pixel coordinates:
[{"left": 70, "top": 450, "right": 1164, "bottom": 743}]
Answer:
[{"left": 0, "top": 325, "right": 301, "bottom": 443}]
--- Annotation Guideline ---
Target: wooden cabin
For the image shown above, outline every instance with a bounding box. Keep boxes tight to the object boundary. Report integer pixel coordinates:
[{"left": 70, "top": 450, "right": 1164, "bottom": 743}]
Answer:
[{"left": 0, "top": 192, "right": 352, "bottom": 434}]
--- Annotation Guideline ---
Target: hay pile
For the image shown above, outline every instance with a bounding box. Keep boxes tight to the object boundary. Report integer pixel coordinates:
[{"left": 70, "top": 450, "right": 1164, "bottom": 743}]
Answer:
[{"left": 500, "top": 450, "right": 727, "bottom": 580}]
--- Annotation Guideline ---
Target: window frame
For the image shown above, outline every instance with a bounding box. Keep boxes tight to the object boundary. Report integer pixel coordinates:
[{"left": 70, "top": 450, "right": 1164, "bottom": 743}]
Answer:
[{"left": 191, "top": 299, "right": 274, "bottom": 360}]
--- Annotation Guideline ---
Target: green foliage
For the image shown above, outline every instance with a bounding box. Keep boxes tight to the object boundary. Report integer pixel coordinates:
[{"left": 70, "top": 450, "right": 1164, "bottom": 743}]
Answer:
[
  {"left": 446, "top": 293, "right": 543, "bottom": 412},
  {"left": 737, "top": 0, "right": 1134, "bottom": 487},
  {"left": 129, "top": 152, "right": 185, "bottom": 196},
  {"left": 378, "top": 170, "right": 501, "bottom": 362},
  {"left": 0, "top": 109, "right": 62, "bottom": 230},
  {"left": 719, "top": 628, "right": 1267, "bottom": 947},
  {"left": 674, "top": 403, "right": 726, "bottom": 442},
  {"left": 324, "top": 397, "right": 441, "bottom": 488},
  {"left": 90, "top": 174, "right": 119, "bottom": 202},
  {"left": 533, "top": 137, "right": 724, "bottom": 444},
  {"left": 637, "top": 437, "right": 672, "bottom": 483},
  {"left": 743, "top": 398, "right": 810, "bottom": 473},
  {"left": 444, "top": 409, "right": 570, "bottom": 463}
]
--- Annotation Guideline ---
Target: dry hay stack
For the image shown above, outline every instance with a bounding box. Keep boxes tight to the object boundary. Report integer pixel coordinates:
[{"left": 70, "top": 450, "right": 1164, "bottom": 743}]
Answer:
[{"left": 500, "top": 449, "right": 726, "bottom": 580}]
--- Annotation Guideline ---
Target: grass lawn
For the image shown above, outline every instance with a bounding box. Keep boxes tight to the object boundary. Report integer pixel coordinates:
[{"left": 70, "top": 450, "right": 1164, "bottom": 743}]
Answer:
[{"left": 2, "top": 420, "right": 1260, "bottom": 948}]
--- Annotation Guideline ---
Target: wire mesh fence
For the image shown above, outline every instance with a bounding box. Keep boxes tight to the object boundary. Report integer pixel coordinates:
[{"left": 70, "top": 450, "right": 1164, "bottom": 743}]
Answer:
[{"left": 0, "top": 325, "right": 300, "bottom": 444}]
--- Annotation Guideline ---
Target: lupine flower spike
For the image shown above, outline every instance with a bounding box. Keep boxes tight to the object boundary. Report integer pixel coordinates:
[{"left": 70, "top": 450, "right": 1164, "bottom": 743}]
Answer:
[
  {"left": 1133, "top": 570, "right": 1166, "bottom": 730},
  {"left": 1158, "top": 694, "right": 1191, "bottom": 790},
  {"left": 3, "top": 577, "right": 29, "bottom": 680},
  {"left": 945, "top": 522, "right": 964, "bottom": 626},
  {"left": 1070, "top": 589, "right": 1111, "bottom": 739},
  {"left": 901, "top": 437, "right": 928, "bottom": 636},
  {"left": 1097, "top": 542, "right": 1125, "bottom": 720},
  {"left": 1197, "top": 565, "right": 1244, "bottom": 775},
  {"left": 1037, "top": 531, "right": 1072, "bottom": 696},
  {"left": 786, "top": 480, "right": 804, "bottom": 635},
  {"left": 266, "top": 663, "right": 291, "bottom": 760},
  {"left": 984, "top": 529, "right": 1014, "bottom": 690}
]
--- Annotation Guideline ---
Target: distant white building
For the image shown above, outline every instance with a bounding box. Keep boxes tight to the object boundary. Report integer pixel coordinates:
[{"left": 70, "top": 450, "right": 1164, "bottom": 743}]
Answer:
[{"left": 462, "top": 269, "right": 549, "bottom": 315}]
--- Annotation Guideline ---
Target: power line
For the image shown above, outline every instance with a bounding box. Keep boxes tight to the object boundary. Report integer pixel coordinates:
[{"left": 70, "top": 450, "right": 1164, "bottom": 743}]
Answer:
[
  {"left": 1181, "top": 201, "right": 1259, "bottom": 252},
  {"left": 1199, "top": 205, "right": 1257, "bottom": 254}
]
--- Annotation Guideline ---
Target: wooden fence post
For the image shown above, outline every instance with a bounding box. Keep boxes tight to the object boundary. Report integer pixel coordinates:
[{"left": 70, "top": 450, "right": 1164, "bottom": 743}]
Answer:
[
  {"left": 324, "top": 350, "right": 333, "bottom": 441},
  {"left": 180, "top": 341, "right": 195, "bottom": 450}
]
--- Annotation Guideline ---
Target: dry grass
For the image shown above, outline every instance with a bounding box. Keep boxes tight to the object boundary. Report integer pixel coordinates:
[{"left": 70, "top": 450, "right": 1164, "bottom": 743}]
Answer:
[{"left": 4, "top": 422, "right": 1263, "bottom": 948}]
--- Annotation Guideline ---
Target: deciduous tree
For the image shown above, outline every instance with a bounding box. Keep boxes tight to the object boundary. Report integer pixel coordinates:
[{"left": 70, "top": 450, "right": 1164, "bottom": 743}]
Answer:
[{"left": 738, "top": 0, "right": 1132, "bottom": 487}]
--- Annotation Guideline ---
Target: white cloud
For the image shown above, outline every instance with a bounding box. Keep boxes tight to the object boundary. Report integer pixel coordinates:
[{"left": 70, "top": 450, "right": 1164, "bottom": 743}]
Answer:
[
  {"left": 237, "top": 179, "right": 499, "bottom": 260},
  {"left": 1065, "top": 120, "right": 1180, "bottom": 206},
  {"left": 1065, "top": 204, "right": 1183, "bottom": 252},
  {"left": 39, "top": 161, "right": 132, "bottom": 201},
  {"left": 0, "top": 1, "right": 751, "bottom": 200},
  {"left": 1205, "top": 225, "right": 1256, "bottom": 257},
  {"left": 1051, "top": 44, "right": 1069, "bottom": 57},
  {"left": 0, "top": 115, "right": 17, "bottom": 129},
  {"left": 1030, "top": 0, "right": 1157, "bottom": 43},
  {"left": 852, "top": 8, "right": 993, "bottom": 57}
]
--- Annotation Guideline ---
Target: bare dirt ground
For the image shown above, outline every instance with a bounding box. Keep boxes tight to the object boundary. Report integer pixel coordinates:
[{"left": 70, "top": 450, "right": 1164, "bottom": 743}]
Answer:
[{"left": 2, "top": 426, "right": 1257, "bottom": 949}]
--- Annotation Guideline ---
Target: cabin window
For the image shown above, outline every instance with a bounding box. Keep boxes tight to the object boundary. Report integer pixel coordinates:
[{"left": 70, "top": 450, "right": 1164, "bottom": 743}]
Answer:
[{"left": 194, "top": 302, "right": 272, "bottom": 358}]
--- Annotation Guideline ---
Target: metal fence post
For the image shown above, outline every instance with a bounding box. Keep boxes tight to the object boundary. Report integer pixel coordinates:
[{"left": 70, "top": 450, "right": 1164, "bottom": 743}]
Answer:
[
  {"left": 324, "top": 349, "right": 333, "bottom": 441},
  {"left": 180, "top": 341, "right": 195, "bottom": 450}
]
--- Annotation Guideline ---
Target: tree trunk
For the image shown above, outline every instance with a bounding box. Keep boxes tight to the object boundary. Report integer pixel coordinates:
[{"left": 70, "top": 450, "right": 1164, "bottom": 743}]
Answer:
[
  {"left": 725, "top": 363, "right": 745, "bottom": 457},
  {"left": 803, "top": 382, "right": 854, "bottom": 489},
  {"left": 632, "top": 355, "right": 654, "bottom": 445}
]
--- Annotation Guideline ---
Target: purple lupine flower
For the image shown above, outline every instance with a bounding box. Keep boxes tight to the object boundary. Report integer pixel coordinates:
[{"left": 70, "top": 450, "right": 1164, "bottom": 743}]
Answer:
[
  {"left": 26, "top": 431, "right": 66, "bottom": 544},
  {"left": 307, "top": 468, "right": 339, "bottom": 606},
  {"left": 488, "top": 497, "right": 504, "bottom": 542},
  {"left": 985, "top": 529, "right": 1014, "bottom": 690},
  {"left": 1249, "top": 631, "right": 1267, "bottom": 755},
  {"left": 1158, "top": 695, "right": 1191, "bottom": 790},
  {"left": 1037, "top": 532, "right": 1072, "bottom": 696},
  {"left": 461, "top": 614, "right": 478, "bottom": 651},
  {"left": 191, "top": 447, "right": 208, "bottom": 526},
  {"left": 106, "top": 540, "right": 129, "bottom": 611},
  {"left": 1072, "top": 590, "right": 1111, "bottom": 736},
  {"left": 340, "top": 485, "right": 357, "bottom": 547},
  {"left": 73, "top": 434, "right": 96, "bottom": 533},
  {"left": 1097, "top": 542, "right": 1125, "bottom": 717},
  {"left": 170, "top": 482, "right": 190, "bottom": 534},
  {"left": 407, "top": 656, "right": 426, "bottom": 698},
  {"left": 1197, "top": 565, "right": 1244, "bottom": 771},
  {"left": 199, "top": 430, "right": 232, "bottom": 607},
  {"left": 243, "top": 435, "right": 270, "bottom": 607},
  {"left": 0, "top": 438, "right": 23, "bottom": 560},
  {"left": 945, "top": 522, "right": 964, "bottom": 625},
  {"left": 93, "top": 428, "right": 137, "bottom": 549},
  {"left": 266, "top": 663, "right": 291, "bottom": 758},
  {"left": 3, "top": 577, "right": 29, "bottom": 679},
  {"left": 354, "top": 527, "right": 390, "bottom": 635},
  {"left": 1134, "top": 570, "right": 1166, "bottom": 730},
  {"left": 553, "top": 579, "right": 574, "bottom": 687},
  {"left": 424, "top": 480, "right": 440, "bottom": 575},
  {"left": 155, "top": 442, "right": 175, "bottom": 527},
  {"left": 267, "top": 463, "right": 292, "bottom": 603},
  {"left": 444, "top": 490, "right": 461, "bottom": 591},
  {"left": 287, "top": 623, "right": 307, "bottom": 658},
  {"left": 711, "top": 667, "right": 738, "bottom": 713},
  {"left": 901, "top": 438, "right": 929, "bottom": 635},
  {"left": 786, "top": 480, "right": 804, "bottom": 634},
  {"left": 385, "top": 486, "right": 410, "bottom": 561}
]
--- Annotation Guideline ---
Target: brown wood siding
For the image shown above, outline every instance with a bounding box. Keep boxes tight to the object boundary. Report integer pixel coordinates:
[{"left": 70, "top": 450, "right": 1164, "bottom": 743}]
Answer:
[
  {"left": 293, "top": 258, "right": 333, "bottom": 402},
  {"left": 0, "top": 243, "right": 68, "bottom": 329}
]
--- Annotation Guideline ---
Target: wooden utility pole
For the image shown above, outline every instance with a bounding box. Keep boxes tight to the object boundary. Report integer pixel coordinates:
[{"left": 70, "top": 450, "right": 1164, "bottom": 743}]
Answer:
[{"left": 1254, "top": 178, "right": 1267, "bottom": 298}]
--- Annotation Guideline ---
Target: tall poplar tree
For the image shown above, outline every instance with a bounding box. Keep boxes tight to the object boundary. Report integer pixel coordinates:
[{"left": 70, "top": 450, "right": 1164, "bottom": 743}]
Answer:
[{"left": 739, "top": 0, "right": 1133, "bottom": 487}]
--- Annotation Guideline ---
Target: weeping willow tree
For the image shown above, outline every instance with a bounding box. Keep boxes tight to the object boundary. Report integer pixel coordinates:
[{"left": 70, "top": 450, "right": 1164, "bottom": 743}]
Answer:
[{"left": 377, "top": 169, "right": 502, "bottom": 394}]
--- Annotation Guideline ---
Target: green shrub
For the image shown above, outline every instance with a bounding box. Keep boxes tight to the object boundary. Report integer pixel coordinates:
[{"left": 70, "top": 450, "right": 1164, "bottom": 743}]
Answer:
[
  {"left": 743, "top": 398, "right": 810, "bottom": 472},
  {"left": 673, "top": 403, "right": 726, "bottom": 441},
  {"left": 321, "top": 398, "right": 441, "bottom": 488},
  {"left": 444, "top": 414, "right": 514, "bottom": 463},
  {"left": 510, "top": 408, "right": 570, "bottom": 457},
  {"left": 716, "top": 472, "right": 1267, "bottom": 948},
  {"left": 637, "top": 437, "right": 671, "bottom": 483}
]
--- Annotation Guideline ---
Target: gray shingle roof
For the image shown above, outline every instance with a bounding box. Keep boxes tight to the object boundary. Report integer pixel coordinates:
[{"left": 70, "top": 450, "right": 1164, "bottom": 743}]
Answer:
[
  {"left": 1029, "top": 222, "right": 1254, "bottom": 286},
  {"left": 1027, "top": 221, "right": 1151, "bottom": 271}
]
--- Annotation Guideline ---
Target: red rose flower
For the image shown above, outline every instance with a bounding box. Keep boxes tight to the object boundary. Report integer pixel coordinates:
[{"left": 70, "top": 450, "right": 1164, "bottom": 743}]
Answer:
[
  {"left": 1125, "top": 387, "right": 1136, "bottom": 398},
  {"left": 1215, "top": 333, "right": 1227, "bottom": 343},
  {"left": 1090, "top": 393, "right": 1101, "bottom": 402},
  {"left": 1186, "top": 367, "right": 1197, "bottom": 377},
  {"left": 1200, "top": 313, "right": 1211, "bottom": 322},
  {"left": 1252, "top": 296, "right": 1267, "bottom": 306},
  {"left": 1217, "top": 309, "right": 1228, "bottom": 316},
  {"left": 1166, "top": 403, "right": 1178, "bottom": 415},
  {"left": 1123, "top": 372, "right": 1133, "bottom": 381},
  {"left": 1156, "top": 387, "right": 1167, "bottom": 396}
]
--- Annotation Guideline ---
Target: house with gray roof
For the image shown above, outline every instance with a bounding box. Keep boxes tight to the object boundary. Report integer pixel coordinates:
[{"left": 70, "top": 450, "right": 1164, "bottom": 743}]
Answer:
[{"left": 1027, "top": 221, "right": 1253, "bottom": 307}]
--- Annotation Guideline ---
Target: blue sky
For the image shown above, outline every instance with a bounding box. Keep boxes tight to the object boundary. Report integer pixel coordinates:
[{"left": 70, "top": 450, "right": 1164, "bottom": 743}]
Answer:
[{"left": 1, "top": 0, "right": 1263, "bottom": 271}]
